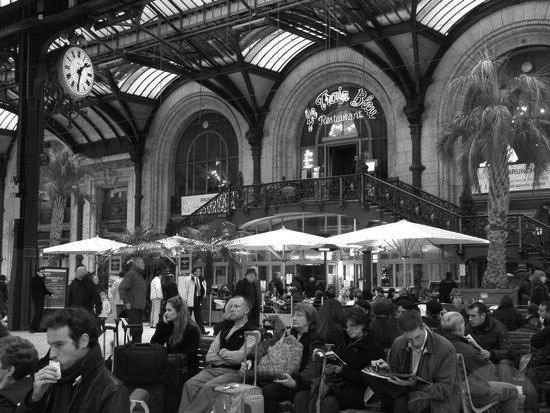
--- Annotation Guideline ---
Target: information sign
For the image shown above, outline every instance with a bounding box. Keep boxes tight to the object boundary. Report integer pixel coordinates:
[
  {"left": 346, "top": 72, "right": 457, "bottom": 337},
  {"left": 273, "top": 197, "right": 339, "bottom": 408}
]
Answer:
[{"left": 43, "top": 267, "right": 69, "bottom": 309}]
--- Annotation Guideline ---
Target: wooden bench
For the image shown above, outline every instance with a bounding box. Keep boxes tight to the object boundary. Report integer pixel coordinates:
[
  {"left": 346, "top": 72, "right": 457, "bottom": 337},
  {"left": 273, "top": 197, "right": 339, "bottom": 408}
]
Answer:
[
  {"left": 458, "top": 354, "right": 499, "bottom": 413},
  {"left": 509, "top": 331, "right": 534, "bottom": 368}
]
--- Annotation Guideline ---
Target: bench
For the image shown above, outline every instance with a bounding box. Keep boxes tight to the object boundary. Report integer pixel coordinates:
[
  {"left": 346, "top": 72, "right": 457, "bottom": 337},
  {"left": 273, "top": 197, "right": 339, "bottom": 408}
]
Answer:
[
  {"left": 457, "top": 354, "right": 499, "bottom": 413},
  {"left": 509, "top": 331, "right": 534, "bottom": 368},
  {"left": 198, "top": 335, "right": 216, "bottom": 370}
]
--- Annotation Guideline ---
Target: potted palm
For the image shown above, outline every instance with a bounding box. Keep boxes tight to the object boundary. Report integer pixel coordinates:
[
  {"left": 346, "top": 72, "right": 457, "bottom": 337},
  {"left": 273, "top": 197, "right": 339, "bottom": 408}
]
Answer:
[{"left": 439, "top": 53, "right": 550, "bottom": 293}]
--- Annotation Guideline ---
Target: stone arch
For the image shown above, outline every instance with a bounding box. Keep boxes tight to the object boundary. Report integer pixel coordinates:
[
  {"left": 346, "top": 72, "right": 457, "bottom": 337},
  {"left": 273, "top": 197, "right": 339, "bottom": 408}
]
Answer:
[
  {"left": 263, "top": 47, "right": 407, "bottom": 182},
  {"left": 424, "top": 1, "right": 550, "bottom": 202},
  {"left": 142, "top": 82, "right": 248, "bottom": 227}
]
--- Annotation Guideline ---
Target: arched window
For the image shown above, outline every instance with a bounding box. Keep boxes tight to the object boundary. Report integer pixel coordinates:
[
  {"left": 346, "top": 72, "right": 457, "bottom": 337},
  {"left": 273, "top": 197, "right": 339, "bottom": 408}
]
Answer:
[{"left": 175, "top": 112, "right": 238, "bottom": 196}]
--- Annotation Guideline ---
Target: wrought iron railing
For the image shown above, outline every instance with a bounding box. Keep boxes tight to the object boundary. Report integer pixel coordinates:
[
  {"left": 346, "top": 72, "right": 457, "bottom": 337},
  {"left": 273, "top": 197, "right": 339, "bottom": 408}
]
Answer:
[{"left": 172, "top": 173, "right": 550, "bottom": 257}]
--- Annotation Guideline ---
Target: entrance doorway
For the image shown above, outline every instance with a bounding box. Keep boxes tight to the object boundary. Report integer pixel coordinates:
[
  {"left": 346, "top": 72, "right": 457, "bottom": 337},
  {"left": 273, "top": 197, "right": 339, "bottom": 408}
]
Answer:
[{"left": 328, "top": 144, "right": 357, "bottom": 176}]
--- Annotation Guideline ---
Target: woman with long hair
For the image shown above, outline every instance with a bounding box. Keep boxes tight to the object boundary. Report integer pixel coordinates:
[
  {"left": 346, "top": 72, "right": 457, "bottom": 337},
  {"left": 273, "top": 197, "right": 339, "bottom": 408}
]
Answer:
[
  {"left": 151, "top": 295, "right": 200, "bottom": 376},
  {"left": 314, "top": 298, "right": 347, "bottom": 348}
]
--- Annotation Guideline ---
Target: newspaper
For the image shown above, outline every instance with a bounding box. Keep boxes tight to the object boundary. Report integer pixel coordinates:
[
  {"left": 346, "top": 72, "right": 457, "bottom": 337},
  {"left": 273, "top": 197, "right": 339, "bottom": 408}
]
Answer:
[{"left": 362, "top": 366, "right": 430, "bottom": 384}]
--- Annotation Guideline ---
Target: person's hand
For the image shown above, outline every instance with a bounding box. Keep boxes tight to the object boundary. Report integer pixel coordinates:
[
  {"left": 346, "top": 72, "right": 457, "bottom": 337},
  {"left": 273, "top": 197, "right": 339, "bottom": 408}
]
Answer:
[
  {"left": 31, "top": 365, "right": 59, "bottom": 402},
  {"left": 389, "top": 375, "right": 417, "bottom": 387},
  {"left": 325, "top": 364, "right": 343, "bottom": 374},
  {"left": 239, "top": 360, "right": 252, "bottom": 376},
  {"left": 125, "top": 303, "right": 131, "bottom": 310},
  {"left": 371, "top": 359, "right": 390, "bottom": 373},
  {"left": 218, "top": 348, "right": 228, "bottom": 359},
  {"left": 480, "top": 349, "right": 491, "bottom": 359},
  {"left": 274, "top": 373, "right": 296, "bottom": 388}
]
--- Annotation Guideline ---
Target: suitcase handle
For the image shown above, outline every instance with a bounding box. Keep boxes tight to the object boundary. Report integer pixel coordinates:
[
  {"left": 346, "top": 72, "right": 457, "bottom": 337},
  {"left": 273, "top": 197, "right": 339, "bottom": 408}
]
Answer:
[{"left": 243, "top": 330, "right": 261, "bottom": 386}]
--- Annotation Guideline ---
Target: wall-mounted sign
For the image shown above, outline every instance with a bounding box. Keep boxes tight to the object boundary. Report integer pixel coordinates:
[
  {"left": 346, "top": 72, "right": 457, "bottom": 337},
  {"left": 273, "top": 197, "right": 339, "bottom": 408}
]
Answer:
[
  {"left": 305, "top": 85, "right": 378, "bottom": 132},
  {"left": 181, "top": 193, "right": 217, "bottom": 215},
  {"left": 474, "top": 163, "right": 550, "bottom": 194}
]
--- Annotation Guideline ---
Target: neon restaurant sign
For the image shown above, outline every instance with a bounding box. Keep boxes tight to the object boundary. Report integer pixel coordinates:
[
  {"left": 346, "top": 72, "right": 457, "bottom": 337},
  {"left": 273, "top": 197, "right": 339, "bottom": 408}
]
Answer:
[{"left": 304, "top": 85, "right": 378, "bottom": 132}]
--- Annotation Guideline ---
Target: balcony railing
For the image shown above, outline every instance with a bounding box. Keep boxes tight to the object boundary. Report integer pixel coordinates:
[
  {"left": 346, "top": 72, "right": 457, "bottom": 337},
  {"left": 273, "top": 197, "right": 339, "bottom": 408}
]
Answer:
[{"left": 172, "top": 173, "right": 550, "bottom": 257}]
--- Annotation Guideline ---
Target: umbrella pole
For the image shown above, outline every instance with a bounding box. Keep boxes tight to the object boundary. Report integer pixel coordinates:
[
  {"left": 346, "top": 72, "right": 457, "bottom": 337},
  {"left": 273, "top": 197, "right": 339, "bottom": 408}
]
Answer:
[{"left": 323, "top": 251, "right": 328, "bottom": 289}]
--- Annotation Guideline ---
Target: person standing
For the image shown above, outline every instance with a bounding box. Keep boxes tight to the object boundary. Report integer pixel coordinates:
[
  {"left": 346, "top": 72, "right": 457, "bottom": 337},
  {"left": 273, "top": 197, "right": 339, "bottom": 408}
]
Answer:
[
  {"left": 192, "top": 267, "right": 207, "bottom": 334},
  {"left": 178, "top": 272, "right": 196, "bottom": 317},
  {"left": 161, "top": 273, "right": 179, "bottom": 317},
  {"left": 118, "top": 257, "right": 147, "bottom": 343},
  {"left": 438, "top": 271, "right": 458, "bottom": 303},
  {"left": 531, "top": 270, "right": 549, "bottom": 305},
  {"left": 29, "top": 268, "right": 53, "bottom": 333},
  {"left": 233, "top": 268, "right": 260, "bottom": 328},
  {"left": 0, "top": 275, "right": 7, "bottom": 319},
  {"left": 67, "top": 266, "right": 101, "bottom": 315},
  {"left": 150, "top": 271, "right": 163, "bottom": 328}
]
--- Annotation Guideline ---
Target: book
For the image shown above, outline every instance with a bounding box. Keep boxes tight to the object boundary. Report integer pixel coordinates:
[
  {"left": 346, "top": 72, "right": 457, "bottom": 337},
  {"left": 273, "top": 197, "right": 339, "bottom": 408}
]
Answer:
[
  {"left": 320, "top": 351, "right": 347, "bottom": 366},
  {"left": 362, "top": 366, "right": 430, "bottom": 384}
]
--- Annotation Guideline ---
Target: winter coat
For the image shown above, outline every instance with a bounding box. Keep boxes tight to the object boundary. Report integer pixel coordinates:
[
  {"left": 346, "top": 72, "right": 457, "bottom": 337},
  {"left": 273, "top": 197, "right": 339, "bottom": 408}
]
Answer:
[
  {"left": 466, "top": 316, "right": 511, "bottom": 363},
  {"left": 118, "top": 267, "right": 146, "bottom": 309},
  {"left": 438, "top": 279, "right": 458, "bottom": 303},
  {"left": 492, "top": 304, "right": 525, "bottom": 332},
  {"left": 531, "top": 279, "right": 550, "bottom": 305},
  {"left": 369, "top": 315, "right": 401, "bottom": 349},
  {"left": 151, "top": 319, "right": 200, "bottom": 377},
  {"left": 0, "top": 376, "right": 33, "bottom": 413},
  {"left": 388, "top": 329, "right": 460, "bottom": 413},
  {"left": 67, "top": 275, "right": 101, "bottom": 314},
  {"left": 19, "top": 345, "right": 129, "bottom": 413},
  {"left": 161, "top": 280, "right": 179, "bottom": 302},
  {"left": 150, "top": 276, "right": 163, "bottom": 300},
  {"left": 531, "top": 325, "right": 550, "bottom": 382},
  {"left": 30, "top": 276, "right": 52, "bottom": 301},
  {"left": 233, "top": 279, "right": 260, "bottom": 327}
]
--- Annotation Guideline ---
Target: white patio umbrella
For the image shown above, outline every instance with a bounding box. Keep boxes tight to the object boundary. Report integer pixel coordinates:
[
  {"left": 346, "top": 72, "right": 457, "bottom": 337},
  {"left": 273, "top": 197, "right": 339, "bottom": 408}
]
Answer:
[
  {"left": 224, "top": 227, "right": 329, "bottom": 277},
  {"left": 42, "top": 236, "right": 128, "bottom": 255},
  {"left": 327, "top": 220, "right": 489, "bottom": 287}
]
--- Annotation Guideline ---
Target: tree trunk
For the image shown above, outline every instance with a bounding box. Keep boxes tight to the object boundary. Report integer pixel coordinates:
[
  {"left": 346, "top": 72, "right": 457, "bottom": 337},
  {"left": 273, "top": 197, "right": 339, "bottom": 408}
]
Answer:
[
  {"left": 483, "top": 147, "right": 510, "bottom": 289},
  {"left": 48, "top": 195, "right": 66, "bottom": 266}
]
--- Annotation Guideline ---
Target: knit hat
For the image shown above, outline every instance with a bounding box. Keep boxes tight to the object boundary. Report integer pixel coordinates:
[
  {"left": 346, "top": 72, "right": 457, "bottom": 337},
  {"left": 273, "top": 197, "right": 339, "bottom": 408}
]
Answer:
[{"left": 426, "top": 299, "right": 443, "bottom": 315}]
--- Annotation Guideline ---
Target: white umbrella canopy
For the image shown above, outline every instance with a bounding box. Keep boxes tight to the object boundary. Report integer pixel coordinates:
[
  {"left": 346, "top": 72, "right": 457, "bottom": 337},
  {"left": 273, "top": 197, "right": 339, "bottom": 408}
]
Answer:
[
  {"left": 224, "top": 227, "right": 329, "bottom": 259},
  {"left": 42, "top": 236, "right": 128, "bottom": 255},
  {"left": 327, "top": 219, "right": 489, "bottom": 258}
]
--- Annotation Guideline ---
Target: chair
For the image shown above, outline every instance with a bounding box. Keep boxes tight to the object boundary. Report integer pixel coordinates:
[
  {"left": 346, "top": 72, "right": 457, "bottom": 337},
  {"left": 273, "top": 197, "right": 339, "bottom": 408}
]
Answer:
[
  {"left": 197, "top": 335, "right": 216, "bottom": 370},
  {"left": 509, "top": 331, "right": 534, "bottom": 368},
  {"left": 457, "top": 354, "right": 498, "bottom": 413}
]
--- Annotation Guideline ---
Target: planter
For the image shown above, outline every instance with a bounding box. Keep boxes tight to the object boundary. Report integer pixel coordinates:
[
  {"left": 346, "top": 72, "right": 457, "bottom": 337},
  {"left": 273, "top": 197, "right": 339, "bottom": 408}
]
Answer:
[{"left": 460, "top": 288, "right": 518, "bottom": 306}]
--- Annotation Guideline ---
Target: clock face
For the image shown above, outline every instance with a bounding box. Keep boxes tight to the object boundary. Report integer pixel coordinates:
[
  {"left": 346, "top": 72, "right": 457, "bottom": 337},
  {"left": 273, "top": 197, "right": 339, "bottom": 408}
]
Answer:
[{"left": 59, "top": 46, "right": 94, "bottom": 98}]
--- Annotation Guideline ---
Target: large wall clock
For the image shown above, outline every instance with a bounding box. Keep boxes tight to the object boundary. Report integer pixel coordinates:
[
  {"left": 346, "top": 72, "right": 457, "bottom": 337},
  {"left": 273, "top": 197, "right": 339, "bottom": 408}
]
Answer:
[{"left": 56, "top": 46, "right": 95, "bottom": 99}]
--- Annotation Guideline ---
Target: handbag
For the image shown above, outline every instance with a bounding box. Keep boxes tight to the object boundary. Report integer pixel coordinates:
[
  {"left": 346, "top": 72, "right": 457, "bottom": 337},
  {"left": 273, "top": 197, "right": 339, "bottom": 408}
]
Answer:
[{"left": 256, "top": 330, "right": 303, "bottom": 381}]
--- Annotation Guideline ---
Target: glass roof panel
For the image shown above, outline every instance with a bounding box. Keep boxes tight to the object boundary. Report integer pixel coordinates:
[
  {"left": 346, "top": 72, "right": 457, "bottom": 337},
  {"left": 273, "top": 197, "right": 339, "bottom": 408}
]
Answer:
[
  {"left": 0, "top": 108, "right": 17, "bottom": 131},
  {"left": 119, "top": 66, "right": 178, "bottom": 99},
  {"left": 0, "top": 0, "right": 17, "bottom": 6},
  {"left": 417, "top": 0, "right": 490, "bottom": 35},
  {"left": 245, "top": 29, "right": 313, "bottom": 72},
  {"left": 140, "top": 0, "right": 217, "bottom": 24}
]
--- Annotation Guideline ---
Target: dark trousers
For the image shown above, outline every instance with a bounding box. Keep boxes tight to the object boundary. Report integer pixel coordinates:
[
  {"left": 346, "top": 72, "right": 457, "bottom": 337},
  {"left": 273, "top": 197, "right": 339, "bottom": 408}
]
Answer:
[
  {"left": 262, "top": 382, "right": 299, "bottom": 413},
  {"left": 193, "top": 298, "right": 206, "bottom": 333},
  {"left": 30, "top": 299, "right": 44, "bottom": 330},
  {"left": 126, "top": 308, "right": 143, "bottom": 343}
]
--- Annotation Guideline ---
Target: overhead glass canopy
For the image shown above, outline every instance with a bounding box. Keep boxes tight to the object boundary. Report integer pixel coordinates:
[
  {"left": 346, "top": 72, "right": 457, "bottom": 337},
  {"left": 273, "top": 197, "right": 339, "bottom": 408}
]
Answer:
[
  {"left": 0, "top": 108, "right": 17, "bottom": 131},
  {"left": 417, "top": 0, "right": 491, "bottom": 35},
  {"left": 0, "top": 0, "right": 17, "bottom": 7},
  {"left": 115, "top": 64, "right": 178, "bottom": 99}
]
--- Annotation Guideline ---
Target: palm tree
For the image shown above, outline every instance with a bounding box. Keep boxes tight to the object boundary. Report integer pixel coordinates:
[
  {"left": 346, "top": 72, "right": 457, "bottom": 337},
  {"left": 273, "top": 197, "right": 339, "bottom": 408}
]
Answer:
[
  {"left": 40, "top": 150, "right": 92, "bottom": 250},
  {"left": 439, "top": 54, "right": 550, "bottom": 288}
]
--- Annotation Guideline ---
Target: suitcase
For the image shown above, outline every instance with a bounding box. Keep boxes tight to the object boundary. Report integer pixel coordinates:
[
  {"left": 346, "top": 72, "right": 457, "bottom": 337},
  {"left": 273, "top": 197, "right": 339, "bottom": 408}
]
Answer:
[
  {"left": 214, "top": 330, "right": 264, "bottom": 413},
  {"left": 163, "top": 353, "right": 188, "bottom": 413},
  {"left": 113, "top": 342, "right": 168, "bottom": 386}
]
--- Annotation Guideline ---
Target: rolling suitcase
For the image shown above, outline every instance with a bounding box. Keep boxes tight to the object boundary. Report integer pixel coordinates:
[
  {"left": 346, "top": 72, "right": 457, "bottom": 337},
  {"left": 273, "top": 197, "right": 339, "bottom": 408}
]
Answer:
[{"left": 214, "top": 330, "right": 264, "bottom": 413}]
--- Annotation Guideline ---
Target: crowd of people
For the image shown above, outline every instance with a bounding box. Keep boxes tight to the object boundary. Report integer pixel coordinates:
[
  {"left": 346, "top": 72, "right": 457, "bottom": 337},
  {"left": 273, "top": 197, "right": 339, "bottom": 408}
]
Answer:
[{"left": 0, "top": 263, "right": 547, "bottom": 412}]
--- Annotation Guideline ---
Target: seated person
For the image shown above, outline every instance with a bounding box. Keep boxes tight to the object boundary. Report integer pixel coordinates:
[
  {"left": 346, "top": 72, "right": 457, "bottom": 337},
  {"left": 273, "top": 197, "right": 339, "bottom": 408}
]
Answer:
[
  {"left": 0, "top": 336, "right": 38, "bottom": 413},
  {"left": 151, "top": 295, "right": 200, "bottom": 377},
  {"left": 422, "top": 300, "right": 442, "bottom": 332},
  {"left": 395, "top": 297, "right": 420, "bottom": 318},
  {"left": 242, "top": 303, "right": 318, "bottom": 413},
  {"left": 179, "top": 296, "right": 258, "bottom": 413},
  {"left": 293, "top": 306, "right": 386, "bottom": 412},
  {"left": 440, "top": 312, "right": 518, "bottom": 413},
  {"left": 19, "top": 308, "right": 129, "bottom": 413},
  {"left": 370, "top": 299, "right": 401, "bottom": 349},
  {"left": 492, "top": 295, "right": 525, "bottom": 332},
  {"left": 466, "top": 302, "right": 511, "bottom": 365},
  {"left": 531, "top": 301, "right": 550, "bottom": 406},
  {"left": 354, "top": 299, "right": 371, "bottom": 316},
  {"left": 366, "top": 311, "right": 460, "bottom": 413}
]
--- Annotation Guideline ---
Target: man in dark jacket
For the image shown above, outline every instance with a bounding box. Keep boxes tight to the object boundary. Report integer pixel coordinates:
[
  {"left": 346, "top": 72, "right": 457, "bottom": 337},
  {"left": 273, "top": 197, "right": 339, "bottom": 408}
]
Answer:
[
  {"left": 67, "top": 266, "right": 101, "bottom": 315},
  {"left": 438, "top": 271, "right": 458, "bottom": 303},
  {"left": 233, "top": 268, "right": 260, "bottom": 328},
  {"left": 29, "top": 268, "right": 53, "bottom": 333},
  {"left": 0, "top": 274, "right": 7, "bottom": 319},
  {"left": 0, "top": 336, "right": 38, "bottom": 413},
  {"left": 440, "top": 312, "right": 518, "bottom": 413},
  {"left": 119, "top": 257, "right": 146, "bottom": 343},
  {"left": 532, "top": 270, "right": 549, "bottom": 305},
  {"left": 180, "top": 296, "right": 258, "bottom": 413},
  {"left": 531, "top": 301, "right": 550, "bottom": 405},
  {"left": 19, "top": 308, "right": 129, "bottom": 412}
]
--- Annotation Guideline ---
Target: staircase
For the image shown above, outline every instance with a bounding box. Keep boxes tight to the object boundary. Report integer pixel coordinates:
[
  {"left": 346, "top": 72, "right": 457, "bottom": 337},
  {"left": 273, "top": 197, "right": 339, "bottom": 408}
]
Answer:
[{"left": 169, "top": 173, "right": 550, "bottom": 262}]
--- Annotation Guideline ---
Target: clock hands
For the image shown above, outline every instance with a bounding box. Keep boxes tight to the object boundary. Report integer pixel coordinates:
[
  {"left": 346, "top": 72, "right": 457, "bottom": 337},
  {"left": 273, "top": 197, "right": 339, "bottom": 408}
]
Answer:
[{"left": 76, "top": 63, "right": 91, "bottom": 91}]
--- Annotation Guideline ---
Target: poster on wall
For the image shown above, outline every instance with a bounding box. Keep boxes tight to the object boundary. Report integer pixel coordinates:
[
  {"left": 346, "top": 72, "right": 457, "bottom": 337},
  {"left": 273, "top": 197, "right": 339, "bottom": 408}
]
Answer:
[
  {"left": 43, "top": 267, "right": 69, "bottom": 309},
  {"left": 475, "top": 163, "right": 550, "bottom": 193}
]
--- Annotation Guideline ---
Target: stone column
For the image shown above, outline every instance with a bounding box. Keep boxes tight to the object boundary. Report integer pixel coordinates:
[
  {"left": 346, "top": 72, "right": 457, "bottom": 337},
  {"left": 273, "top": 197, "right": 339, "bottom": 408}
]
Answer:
[
  {"left": 130, "top": 148, "right": 144, "bottom": 229},
  {"left": 9, "top": 31, "right": 48, "bottom": 330},
  {"left": 404, "top": 101, "right": 425, "bottom": 189}
]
